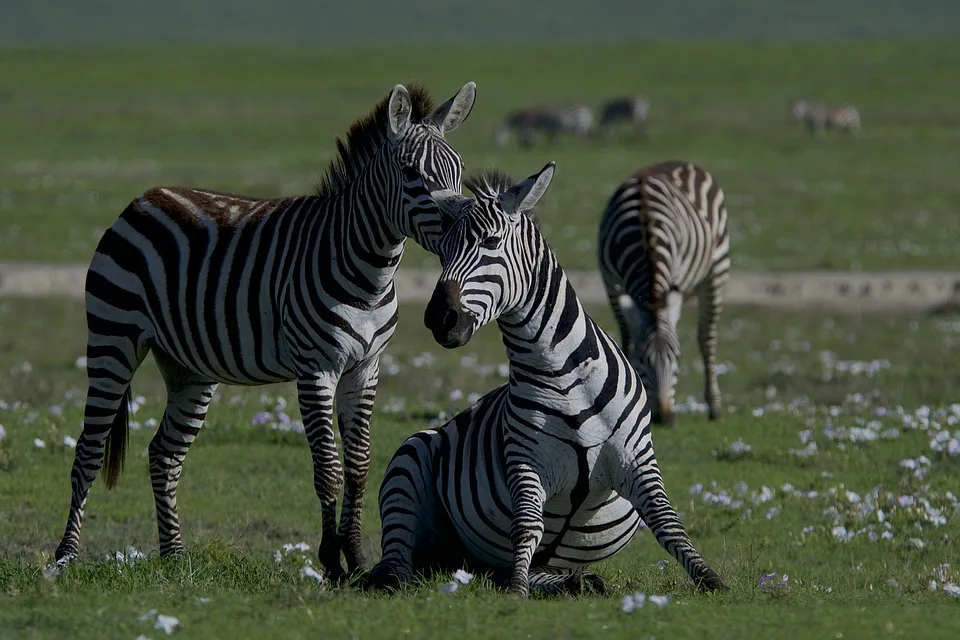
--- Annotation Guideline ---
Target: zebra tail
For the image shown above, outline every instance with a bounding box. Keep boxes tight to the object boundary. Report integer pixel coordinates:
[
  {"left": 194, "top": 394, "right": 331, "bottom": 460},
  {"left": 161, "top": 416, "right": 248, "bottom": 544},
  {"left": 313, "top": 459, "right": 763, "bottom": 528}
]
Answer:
[{"left": 103, "top": 387, "right": 131, "bottom": 490}]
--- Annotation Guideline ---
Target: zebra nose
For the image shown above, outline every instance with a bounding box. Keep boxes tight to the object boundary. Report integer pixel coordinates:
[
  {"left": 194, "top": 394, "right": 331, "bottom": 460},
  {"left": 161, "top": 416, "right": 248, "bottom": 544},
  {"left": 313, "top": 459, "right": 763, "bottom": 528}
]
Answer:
[{"left": 441, "top": 308, "right": 460, "bottom": 332}]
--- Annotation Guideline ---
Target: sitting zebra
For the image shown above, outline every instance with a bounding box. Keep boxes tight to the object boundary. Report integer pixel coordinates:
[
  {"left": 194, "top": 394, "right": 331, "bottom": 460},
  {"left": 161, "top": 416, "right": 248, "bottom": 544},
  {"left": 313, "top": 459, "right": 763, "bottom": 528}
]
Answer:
[
  {"left": 597, "top": 160, "right": 730, "bottom": 426},
  {"left": 790, "top": 99, "right": 861, "bottom": 134},
  {"left": 369, "top": 162, "right": 727, "bottom": 597},
  {"left": 597, "top": 95, "right": 650, "bottom": 138},
  {"left": 492, "top": 104, "right": 594, "bottom": 149},
  {"left": 54, "top": 81, "right": 477, "bottom": 581}
]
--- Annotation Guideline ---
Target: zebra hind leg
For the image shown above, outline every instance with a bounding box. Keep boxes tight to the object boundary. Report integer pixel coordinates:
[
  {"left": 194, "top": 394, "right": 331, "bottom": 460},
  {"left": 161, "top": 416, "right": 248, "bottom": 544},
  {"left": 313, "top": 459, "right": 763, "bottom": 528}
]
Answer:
[
  {"left": 55, "top": 325, "right": 149, "bottom": 565},
  {"left": 150, "top": 352, "right": 218, "bottom": 556},
  {"left": 695, "top": 280, "right": 724, "bottom": 422},
  {"left": 488, "top": 567, "right": 606, "bottom": 597}
]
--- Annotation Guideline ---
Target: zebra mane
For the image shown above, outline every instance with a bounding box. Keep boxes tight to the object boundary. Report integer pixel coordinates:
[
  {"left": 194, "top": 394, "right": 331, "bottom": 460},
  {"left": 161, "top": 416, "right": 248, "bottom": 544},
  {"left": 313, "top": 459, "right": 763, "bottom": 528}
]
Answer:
[
  {"left": 464, "top": 169, "right": 541, "bottom": 229},
  {"left": 315, "top": 83, "right": 437, "bottom": 200}
]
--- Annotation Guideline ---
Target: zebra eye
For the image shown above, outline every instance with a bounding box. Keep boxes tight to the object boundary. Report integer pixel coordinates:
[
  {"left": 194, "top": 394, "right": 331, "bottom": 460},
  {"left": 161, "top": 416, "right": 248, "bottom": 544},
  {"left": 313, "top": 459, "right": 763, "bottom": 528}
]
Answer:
[{"left": 481, "top": 236, "right": 501, "bottom": 250}]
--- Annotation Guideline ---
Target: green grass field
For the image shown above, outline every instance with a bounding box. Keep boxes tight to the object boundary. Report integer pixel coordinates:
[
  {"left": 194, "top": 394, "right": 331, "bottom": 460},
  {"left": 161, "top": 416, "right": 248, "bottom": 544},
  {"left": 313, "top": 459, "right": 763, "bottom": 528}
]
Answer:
[
  {"left": 2, "top": 41, "right": 960, "bottom": 639},
  {"left": 1, "top": 43, "right": 959, "bottom": 271},
  {"left": 2, "top": 297, "right": 960, "bottom": 638}
]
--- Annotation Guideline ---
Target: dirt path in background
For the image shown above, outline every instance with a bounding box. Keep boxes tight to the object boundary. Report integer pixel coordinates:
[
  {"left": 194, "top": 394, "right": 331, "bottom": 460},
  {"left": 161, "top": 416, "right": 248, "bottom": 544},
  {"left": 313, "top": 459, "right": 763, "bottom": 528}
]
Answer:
[{"left": 2, "top": 262, "right": 959, "bottom": 315}]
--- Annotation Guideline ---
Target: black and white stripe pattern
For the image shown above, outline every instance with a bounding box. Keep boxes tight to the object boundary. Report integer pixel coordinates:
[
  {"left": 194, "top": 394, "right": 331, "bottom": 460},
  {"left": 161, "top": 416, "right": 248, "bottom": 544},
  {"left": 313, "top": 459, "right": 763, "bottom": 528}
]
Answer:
[
  {"left": 369, "top": 164, "right": 726, "bottom": 597},
  {"left": 597, "top": 161, "right": 730, "bottom": 426},
  {"left": 54, "top": 82, "right": 478, "bottom": 581},
  {"left": 598, "top": 95, "right": 650, "bottom": 137},
  {"left": 492, "top": 104, "right": 594, "bottom": 149},
  {"left": 791, "top": 99, "right": 861, "bottom": 134}
]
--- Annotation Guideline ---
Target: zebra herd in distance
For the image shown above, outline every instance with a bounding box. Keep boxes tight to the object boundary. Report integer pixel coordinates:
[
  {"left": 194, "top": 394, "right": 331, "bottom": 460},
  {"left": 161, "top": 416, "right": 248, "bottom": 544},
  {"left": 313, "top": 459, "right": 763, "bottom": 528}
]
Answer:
[
  {"left": 493, "top": 94, "right": 861, "bottom": 149},
  {"left": 54, "top": 80, "right": 731, "bottom": 597}
]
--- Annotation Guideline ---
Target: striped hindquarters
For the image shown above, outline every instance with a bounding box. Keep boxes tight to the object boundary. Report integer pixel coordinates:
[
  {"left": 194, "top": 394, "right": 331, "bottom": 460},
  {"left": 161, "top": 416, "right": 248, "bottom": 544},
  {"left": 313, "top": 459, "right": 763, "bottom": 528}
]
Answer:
[
  {"left": 599, "top": 96, "right": 649, "bottom": 128},
  {"left": 599, "top": 161, "right": 730, "bottom": 304}
]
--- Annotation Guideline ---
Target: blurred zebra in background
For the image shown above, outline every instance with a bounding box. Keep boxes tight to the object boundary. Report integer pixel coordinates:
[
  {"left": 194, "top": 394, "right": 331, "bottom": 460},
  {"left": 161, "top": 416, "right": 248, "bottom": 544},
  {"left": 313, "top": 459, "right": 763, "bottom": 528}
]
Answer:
[
  {"left": 598, "top": 160, "right": 730, "bottom": 427},
  {"left": 597, "top": 95, "right": 650, "bottom": 138},
  {"left": 791, "top": 99, "right": 861, "bottom": 134},
  {"left": 493, "top": 103, "right": 594, "bottom": 149}
]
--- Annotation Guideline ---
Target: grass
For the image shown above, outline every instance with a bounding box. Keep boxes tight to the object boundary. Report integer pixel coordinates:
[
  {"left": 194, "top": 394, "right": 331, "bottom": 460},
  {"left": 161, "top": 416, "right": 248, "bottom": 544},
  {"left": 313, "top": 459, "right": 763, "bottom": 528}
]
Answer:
[
  {"left": 2, "top": 297, "right": 960, "bottom": 638},
  {"left": 1, "top": 42, "right": 960, "bottom": 271}
]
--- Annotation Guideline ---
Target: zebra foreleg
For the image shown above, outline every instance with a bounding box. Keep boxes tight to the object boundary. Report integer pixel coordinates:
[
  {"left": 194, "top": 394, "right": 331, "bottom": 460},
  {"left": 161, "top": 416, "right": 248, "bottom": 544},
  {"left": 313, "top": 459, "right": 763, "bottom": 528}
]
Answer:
[
  {"left": 618, "top": 460, "right": 727, "bottom": 592},
  {"left": 504, "top": 458, "right": 546, "bottom": 597},
  {"left": 150, "top": 356, "right": 218, "bottom": 556},
  {"left": 297, "top": 374, "right": 346, "bottom": 582},
  {"left": 334, "top": 358, "right": 380, "bottom": 575}
]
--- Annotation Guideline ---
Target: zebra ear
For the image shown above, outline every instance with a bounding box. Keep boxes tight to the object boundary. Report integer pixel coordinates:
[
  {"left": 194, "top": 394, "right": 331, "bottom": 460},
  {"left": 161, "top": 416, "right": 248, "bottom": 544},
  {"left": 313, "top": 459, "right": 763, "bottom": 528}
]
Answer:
[
  {"left": 431, "top": 81, "right": 477, "bottom": 135},
  {"left": 387, "top": 84, "right": 413, "bottom": 141},
  {"left": 498, "top": 161, "right": 556, "bottom": 222}
]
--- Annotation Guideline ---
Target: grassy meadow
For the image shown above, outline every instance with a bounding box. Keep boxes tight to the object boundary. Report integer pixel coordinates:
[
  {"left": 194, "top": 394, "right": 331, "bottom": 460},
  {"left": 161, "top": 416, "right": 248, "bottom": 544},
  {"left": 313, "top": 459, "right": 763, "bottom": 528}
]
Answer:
[
  {"left": 2, "top": 42, "right": 960, "bottom": 638},
  {"left": 2, "top": 296, "right": 960, "bottom": 638},
  {"left": 1, "top": 42, "right": 959, "bottom": 271}
]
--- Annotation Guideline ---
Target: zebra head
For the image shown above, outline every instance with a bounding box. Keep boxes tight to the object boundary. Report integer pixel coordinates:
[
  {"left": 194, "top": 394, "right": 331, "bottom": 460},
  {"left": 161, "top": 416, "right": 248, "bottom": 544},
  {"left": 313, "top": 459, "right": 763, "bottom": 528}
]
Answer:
[
  {"left": 617, "top": 293, "right": 681, "bottom": 426},
  {"left": 424, "top": 162, "right": 556, "bottom": 348},
  {"left": 382, "top": 81, "right": 477, "bottom": 252}
]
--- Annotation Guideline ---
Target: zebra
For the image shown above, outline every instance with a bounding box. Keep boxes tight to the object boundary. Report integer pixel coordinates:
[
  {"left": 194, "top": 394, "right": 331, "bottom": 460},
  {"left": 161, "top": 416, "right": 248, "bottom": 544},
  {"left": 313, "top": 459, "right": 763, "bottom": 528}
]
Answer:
[
  {"left": 492, "top": 104, "right": 594, "bottom": 149},
  {"left": 597, "top": 95, "right": 650, "bottom": 138},
  {"left": 597, "top": 160, "right": 730, "bottom": 426},
  {"left": 791, "top": 99, "right": 861, "bottom": 134},
  {"left": 53, "top": 81, "right": 478, "bottom": 582},
  {"left": 368, "top": 163, "right": 727, "bottom": 597}
]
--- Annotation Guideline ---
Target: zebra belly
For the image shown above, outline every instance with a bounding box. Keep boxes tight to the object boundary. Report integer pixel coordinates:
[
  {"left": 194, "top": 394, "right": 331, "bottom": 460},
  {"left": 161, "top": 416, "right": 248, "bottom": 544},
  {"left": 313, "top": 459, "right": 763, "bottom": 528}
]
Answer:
[{"left": 445, "top": 486, "right": 641, "bottom": 570}]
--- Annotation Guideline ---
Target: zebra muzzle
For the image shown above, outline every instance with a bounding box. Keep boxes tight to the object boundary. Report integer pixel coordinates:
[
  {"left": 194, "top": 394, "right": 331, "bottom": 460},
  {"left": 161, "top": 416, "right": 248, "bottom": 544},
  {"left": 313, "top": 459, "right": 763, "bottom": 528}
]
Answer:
[{"left": 424, "top": 280, "right": 475, "bottom": 348}]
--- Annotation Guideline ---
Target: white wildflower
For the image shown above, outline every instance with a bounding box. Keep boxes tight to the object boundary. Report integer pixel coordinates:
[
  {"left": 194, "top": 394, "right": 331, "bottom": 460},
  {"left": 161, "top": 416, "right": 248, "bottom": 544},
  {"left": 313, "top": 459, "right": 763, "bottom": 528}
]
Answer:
[
  {"left": 453, "top": 569, "right": 473, "bottom": 585},
  {"left": 154, "top": 614, "right": 181, "bottom": 635},
  {"left": 300, "top": 564, "right": 324, "bottom": 584},
  {"left": 439, "top": 581, "right": 458, "bottom": 594},
  {"left": 33, "top": 438, "right": 45, "bottom": 448},
  {"left": 62, "top": 435, "right": 77, "bottom": 448}
]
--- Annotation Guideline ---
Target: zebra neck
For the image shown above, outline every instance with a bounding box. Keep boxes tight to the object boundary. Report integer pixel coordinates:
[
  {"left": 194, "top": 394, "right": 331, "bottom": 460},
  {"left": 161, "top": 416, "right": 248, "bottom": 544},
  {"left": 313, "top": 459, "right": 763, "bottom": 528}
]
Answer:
[
  {"left": 498, "top": 253, "right": 593, "bottom": 376},
  {"left": 313, "top": 165, "right": 407, "bottom": 297}
]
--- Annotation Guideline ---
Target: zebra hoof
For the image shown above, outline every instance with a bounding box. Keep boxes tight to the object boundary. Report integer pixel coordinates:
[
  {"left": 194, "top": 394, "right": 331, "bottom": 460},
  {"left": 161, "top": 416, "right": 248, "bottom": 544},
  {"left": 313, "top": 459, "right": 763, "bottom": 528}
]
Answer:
[
  {"left": 563, "top": 570, "right": 607, "bottom": 596},
  {"left": 695, "top": 569, "right": 729, "bottom": 593},
  {"left": 507, "top": 581, "right": 529, "bottom": 598},
  {"left": 365, "top": 563, "right": 404, "bottom": 592},
  {"left": 708, "top": 407, "right": 723, "bottom": 422},
  {"left": 54, "top": 542, "right": 79, "bottom": 566}
]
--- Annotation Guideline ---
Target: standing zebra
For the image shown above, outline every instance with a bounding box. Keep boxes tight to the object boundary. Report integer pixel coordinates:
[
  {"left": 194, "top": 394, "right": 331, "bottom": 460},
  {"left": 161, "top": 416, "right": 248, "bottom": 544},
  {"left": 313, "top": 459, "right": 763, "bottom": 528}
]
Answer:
[
  {"left": 597, "top": 160, "right": 730, "bottom": 426},
  {"left": 369, "top": 163, "right": 727, "bottom": 597},
  {"left": 54, "top": 81, "right": 478, "bottom": 581},
  {"left": 791, "top": 99, "right": 861, "bottom": 134},
  {"left": 597, "top": 95, "right": 650, "bottom": 138},
  {"left": 492, "top": 104, "right": 594, "bottom": 149}
]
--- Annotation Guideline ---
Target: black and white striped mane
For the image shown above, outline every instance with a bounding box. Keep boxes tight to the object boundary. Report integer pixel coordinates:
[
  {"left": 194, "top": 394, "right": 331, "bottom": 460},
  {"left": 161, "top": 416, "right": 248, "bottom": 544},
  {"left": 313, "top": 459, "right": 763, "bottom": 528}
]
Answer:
[
  {"left": 464, "top": 168, "right": 541, "bottom": 230},
  {"left": 315, "top": 83, "right": 437, "bottom": 201}
]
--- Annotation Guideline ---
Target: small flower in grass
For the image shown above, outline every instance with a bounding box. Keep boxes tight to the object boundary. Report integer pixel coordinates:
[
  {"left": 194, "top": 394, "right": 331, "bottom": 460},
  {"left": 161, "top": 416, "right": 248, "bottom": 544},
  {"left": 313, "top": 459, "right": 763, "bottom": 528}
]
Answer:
[
  {"left": 439, "top": 581, "right": 458, "bottom": 594},
  {"left": 42, "top": 565, "right": 60, "bottom": 581},
  {"left": 453, "top": 569, "right": 473, "bottom": 585},
  {"left": 648, "top": 595, "right": 672, "bottom": 608},
  {"left": 909, "top": 538, "right": 926, "bottom": 550},
  {"left": 251, "top": 411, "right": 272, "bottom": 426},
  {"left": 33, "top": 438, "right": 45, "bottom": 448},
  {"left": 759, "top": 572, "right": 789, "bottom": 591},
  {"left": 300, "top": 564, "right": 324, "bottom": 584},
  {"left": 621, "top": 592, "right": 645, "bottom": 612},
  {"left": 195, "top": 597, "right": 211, "bottom": 605},
  {"left": 944, "top": 584, "right": 960, "bottom": 598},
  {"left": 273, "top": 550, "right": 282, "bottom": 565},
  {"left": 62, "top": 435, "right": 77, "bottom": 448},
  {"left": 0, "top": 425, "right": 5, "bottom": 441},
  {"left": 657, "top": 560, "right": 669, "bottom": 572},
  {"left": 832, "top": 526, "right": 854, "bottom": 542},
  {"left": 139, "top": 609, "right": 158, "bottom": 622},
  {"left": 74, "top": 356, "right": 87, "bottom": 370},
  {"left": 154, "top": 614, "right": 181, "bottom": 635}
]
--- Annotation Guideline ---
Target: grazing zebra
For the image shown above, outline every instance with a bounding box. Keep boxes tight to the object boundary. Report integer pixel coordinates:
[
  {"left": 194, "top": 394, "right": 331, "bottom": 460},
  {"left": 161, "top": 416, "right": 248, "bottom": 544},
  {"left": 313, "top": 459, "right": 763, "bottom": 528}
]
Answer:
[
  {"left": 597, "top": 95, "right": 650, "bottom": 137},
  {"left": 597, "top": 161, "right": 730, "bottom": 426},
  {"left": 492, "top": 104, "right": 594, "bottom": 149},
  {"left": 791, "top": 99, "right": 861, "bottom": 134},
  {"left": 369, "top": 163, "right": 727, "bottom": 597},
  {"left": 54, "top": 81, "right": 478, "bottom": 581}
]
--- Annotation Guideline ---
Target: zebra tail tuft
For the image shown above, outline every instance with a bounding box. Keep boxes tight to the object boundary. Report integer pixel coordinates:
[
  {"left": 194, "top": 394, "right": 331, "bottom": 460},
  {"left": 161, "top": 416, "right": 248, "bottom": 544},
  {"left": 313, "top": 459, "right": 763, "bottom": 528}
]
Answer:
[{"left": 103, "top": 387, "right": 131, "bottom": 490}]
